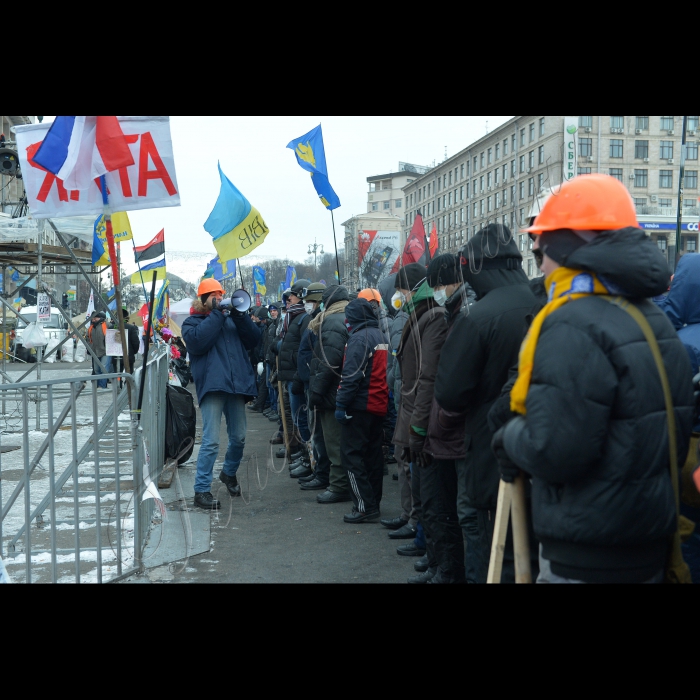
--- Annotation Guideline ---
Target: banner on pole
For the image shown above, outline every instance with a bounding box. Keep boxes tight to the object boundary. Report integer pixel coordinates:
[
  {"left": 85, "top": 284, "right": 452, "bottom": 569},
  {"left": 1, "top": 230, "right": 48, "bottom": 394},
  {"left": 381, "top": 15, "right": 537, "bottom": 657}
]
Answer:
[
  {"left": 15, "top": 117, "right": 180, "bottom": 219},
  {"left": 358, "top": 230, "right": 400, "bottom": 287},
  {"left": 37, "top": 292, "right": 51, "bottom": 322}
]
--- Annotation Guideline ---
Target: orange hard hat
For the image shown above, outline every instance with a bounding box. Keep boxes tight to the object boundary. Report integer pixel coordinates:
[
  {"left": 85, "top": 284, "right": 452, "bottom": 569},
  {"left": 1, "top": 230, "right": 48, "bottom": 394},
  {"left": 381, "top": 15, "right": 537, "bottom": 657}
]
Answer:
[
  {"left": 526, "top": 174, "right": 639, "bottom": 235},
  {"left": 358, "top": 288, "right": 381, "bottom": 303},
  {"left": 198, "top": 278, "right": 224, "bottom": 296}
]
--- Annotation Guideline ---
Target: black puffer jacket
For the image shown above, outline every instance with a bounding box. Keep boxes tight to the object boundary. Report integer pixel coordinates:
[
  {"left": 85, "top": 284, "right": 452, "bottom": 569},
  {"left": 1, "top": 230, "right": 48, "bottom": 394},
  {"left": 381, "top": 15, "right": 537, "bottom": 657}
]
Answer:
[
  {"left": 308, "top": 286, "right": 350, "bottom": 411},
  {"left": 434, "top": 224, "right": 540, "bottom": 510},
  {"left": 265, "top": 317, "right": 280, "bottom": 366},
  {"left": 501, "top": 227, "right": 694, "bottom": 583},
  {"left": 278, "top": 309, "right": 311, "bottom": 382}
]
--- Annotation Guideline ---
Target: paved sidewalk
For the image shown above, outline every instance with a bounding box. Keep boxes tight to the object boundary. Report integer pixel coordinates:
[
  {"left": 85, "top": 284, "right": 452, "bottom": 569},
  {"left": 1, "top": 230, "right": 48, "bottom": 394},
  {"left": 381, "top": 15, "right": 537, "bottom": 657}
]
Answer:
[{"left": 130, "top": 401, "right": 415, "bottom": 584}]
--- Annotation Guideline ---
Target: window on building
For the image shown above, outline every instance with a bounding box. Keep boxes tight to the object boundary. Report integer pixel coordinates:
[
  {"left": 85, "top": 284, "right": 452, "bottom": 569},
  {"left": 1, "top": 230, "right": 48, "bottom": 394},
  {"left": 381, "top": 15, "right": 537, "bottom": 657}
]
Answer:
[
  {"left": 511, "top": 135, "right": 516, "bottom": 153},
  {"left": 609, "top": 168, "right": 623, "bottom": 182},
  {"left": 634, "top": 169, "right": 648, "bottom": 187},
  {"left": 487, "top": 148, "right": 492, "bottom": 164},
  {"left": 520, "top": 129, "right": 526, "bottom": 147},
  {"left": 519, "top": 234, "right": 525, "bottom": 251},
  {"left": 473, "top": 203, "right": 478, "bottom": 218},
  {"left": 503, "top": 188, "right": 508, "bottom": 206},
  {"left": 538, "top": 145, "right": 545, "bottom": 165},
  {"left": 528, "top": 259, "right": 534, "bottom": 278},
  {"left": 610, "top": 116, "right": 624, "bottom": 130},
  {"left": 443, "top": 195, "right": 447, "bottom": 209},
  {"left": 480, "top": 152, "right": 485, "bottom": 168},
  {"left": 519, "top": 182, "right": 525, "bottom": 200},
  {"left": 495, "top": 169, "right": 500, "bottom": 185},
  {"left": 519, "top": 155, "right": 525, "bottom": 173},
  {"left": 660, "top": 141, "right": 674, "bottom": 160},
  {"left": 610, "top": 139, "right": 624, "bottom": 158},
  {"left": 383, "top": 201, "right": 391, "bottom": 210},
  {"left": 444, "top": 175, "right": 448, "bottom": 188},
  {"left": 487, "top": 196, "right": 492, "bottom": 213},
  {"left": 660, "top": 170, "right": 673, "bottom": 188},
  {"left": 686, "top": 170, "right": 698, "bottom": 188},
  {"left": 395, "top": 199, "right": 402, "bottom": 208},
  {"left": 659, "top": 198, "right": 673, "bottom": 209},
  {"left": 579, "top": 138, "right": 593, "bottom": 157},
  {"left": 503, "top": 165, "right": 508, "bottom": 181},
  {"left": 657, "top": 237, "right": 668, "bottom": 252},
  {"left": 496, "top": 192, "right": 501, "bottom": 208},
  {"left": 579, "top": 116, "right": 593, "bottom": 129},
  {"left": 448, "top": 192, "right": 453, "bottom": 207},
  {"left": 480, "top": 176, "right": 484, "bottom": 192},
  {"left": 578, "top": 167, "right": 592, "bottom": 175},
  {"left": 528, "top": 178, "right": 534, "bottom": 196},
  {"left": 634, "top": 198, "right": 647, "bottom": 209},
  {"left": 528, "top": 151, "right": 534, "bottom": 169},
  {"left": 635, "top": 116, "right": 649, "bottom": 131},
  {"left": 448, "top": 172, "right": 452, "bottom": 186},
  {"left": 519, "top": 208, "right": 525, "bottom": 225},
  {"left": 461, "top": 164, "right": 465, "bottom": 179},
  {"left": 479, "top": 200, "right": 484, "bottom": 216},
  {"left": 437, "top": 198, "right": 441, "bottom": 212},
  {"left": 474, "top": 156, "right": 478, "bottom": 172},
  {"left": 495, "top": 144, "right": 500, "bottom": 160},
  {"left": 449, "top": 213, "right": 453, "bottom": 227},
  {"left": 487, "top": 172, "right": 492, "bottom": 188},
  {"left": 661, "top": 116, "right": 675, "bottom": 131},
  {"left": 538, "top": 173, "right": 544, "bottom": 190},
  {"left": 529, "top": 123, "right": 535, "bottom": 142},
  {"left": 372, "top": 202, "right": 378, "bottom": 211},
  {"left": 473, "top": 180, "right": 477, "bottom": 196},
  {"left": 686, "top": 142, "right": 698, "bottom": 160},
  {"left": 635, "top": 140, "right": 649, "bottom": 159},
  {"left": 687, "top": 238, "right": 697, "bottom": 253},
  {"left": 689, "top": 116, "right": 699, "bottom": 131},
  {"left": 504, "top": 138, "right": 509, "bottom": 156},
  {"left": 511, "top": 160, "right": 516, "bottom": 178}
]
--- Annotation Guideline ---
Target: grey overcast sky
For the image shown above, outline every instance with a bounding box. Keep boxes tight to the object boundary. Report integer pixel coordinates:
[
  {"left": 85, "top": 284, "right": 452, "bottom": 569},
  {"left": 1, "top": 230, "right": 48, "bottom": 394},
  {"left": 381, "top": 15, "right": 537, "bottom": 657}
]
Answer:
[{"left": 45, "top": 116, "right": 513, "bottom": 261}]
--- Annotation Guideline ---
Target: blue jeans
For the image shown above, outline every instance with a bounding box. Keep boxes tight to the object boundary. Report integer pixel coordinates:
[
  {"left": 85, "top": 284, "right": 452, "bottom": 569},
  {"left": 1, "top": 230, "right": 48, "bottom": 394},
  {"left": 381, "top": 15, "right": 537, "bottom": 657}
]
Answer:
[
  {"left": 93, "top": 355, "right": 112, "bottom": 389},
  {"left": 195, "top": 392, "right": 247, "bottom": 494},
  {"left": 266, "top": 366, "right": 278, "bottom": 411},
  {"left": 289, "top": 389, "right": 310, "bottom": 443}
]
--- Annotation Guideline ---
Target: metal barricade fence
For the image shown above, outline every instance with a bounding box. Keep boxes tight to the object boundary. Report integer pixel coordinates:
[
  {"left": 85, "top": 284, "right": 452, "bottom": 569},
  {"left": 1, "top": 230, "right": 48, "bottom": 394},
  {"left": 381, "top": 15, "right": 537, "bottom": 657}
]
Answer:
[{"left": 0, "top": 346, "right": 169, "bottom": 584}]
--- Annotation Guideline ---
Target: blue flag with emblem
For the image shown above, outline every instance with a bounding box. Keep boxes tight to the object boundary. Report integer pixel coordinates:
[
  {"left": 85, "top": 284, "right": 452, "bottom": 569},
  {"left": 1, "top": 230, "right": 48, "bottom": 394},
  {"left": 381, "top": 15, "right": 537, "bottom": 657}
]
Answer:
[
  {"left": 287, "top": 125, "right": 341, "bottom": 211},
  {"left": 207, "top": 256, "right": 237, "bottom": 282},
  {"left": 154, "top": 279, "right": 169, "bottom": 323}
]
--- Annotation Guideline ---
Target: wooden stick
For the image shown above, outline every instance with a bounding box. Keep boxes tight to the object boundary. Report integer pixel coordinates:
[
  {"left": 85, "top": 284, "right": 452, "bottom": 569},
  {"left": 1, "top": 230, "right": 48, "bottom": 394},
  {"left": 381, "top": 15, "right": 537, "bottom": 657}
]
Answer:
[
  {"left": 511, "top": 474, "right": 533, "bottom": 584},
  {"left": 277, "top": 357, "right": 290, "bottom": 457},
  {"left": 487, "top": 480, "right": 513, "bottom": 584}
]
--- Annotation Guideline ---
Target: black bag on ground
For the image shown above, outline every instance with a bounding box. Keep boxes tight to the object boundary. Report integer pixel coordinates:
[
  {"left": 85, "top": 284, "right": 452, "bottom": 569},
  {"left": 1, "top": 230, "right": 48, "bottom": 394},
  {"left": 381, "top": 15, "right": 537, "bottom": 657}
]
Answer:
[
  {"left": 165, "top": 385, "right": 196, "bottom": 464},
  {"left": 172, "top": 358, "right": 192, "bottom": 388}
]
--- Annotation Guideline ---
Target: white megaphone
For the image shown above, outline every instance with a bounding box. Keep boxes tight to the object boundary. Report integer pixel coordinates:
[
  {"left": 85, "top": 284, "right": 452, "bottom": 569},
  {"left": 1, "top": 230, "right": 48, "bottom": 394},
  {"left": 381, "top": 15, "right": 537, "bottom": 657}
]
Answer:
[{"left": 231, "top": 289, "right": 252, "bottom": 313}]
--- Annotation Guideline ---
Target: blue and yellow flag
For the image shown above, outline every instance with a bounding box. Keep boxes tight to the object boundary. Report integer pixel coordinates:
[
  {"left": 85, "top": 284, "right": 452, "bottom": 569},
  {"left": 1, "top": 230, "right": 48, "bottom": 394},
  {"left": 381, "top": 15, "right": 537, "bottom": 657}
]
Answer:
[
  {"left": 204, "top": 163, "right": 270, "bottom": 262},
  {"left": 131, "top": 258, "right": 167, "bottom": 286},
  {"left": 154, "top": 280, "right": 170, "bottom": 323},
  {"left": 285, "top": 266, "right": 297, "bottom": 289},
  {"left": 253, "top": 266, "right": 267, "bottom": 296},
  {"left": 287, "top": 125, "right": 341, "bottom": 211},
  {"left": 93, "top": 212, "right": 133, "bottom": 266}
]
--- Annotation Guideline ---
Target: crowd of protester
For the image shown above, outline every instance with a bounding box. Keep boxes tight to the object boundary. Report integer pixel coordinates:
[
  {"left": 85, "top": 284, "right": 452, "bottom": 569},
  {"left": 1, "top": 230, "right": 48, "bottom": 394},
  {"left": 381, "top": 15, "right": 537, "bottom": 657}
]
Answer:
[{"left": 183, "top": 174, "right": 700, "bottom": 583}]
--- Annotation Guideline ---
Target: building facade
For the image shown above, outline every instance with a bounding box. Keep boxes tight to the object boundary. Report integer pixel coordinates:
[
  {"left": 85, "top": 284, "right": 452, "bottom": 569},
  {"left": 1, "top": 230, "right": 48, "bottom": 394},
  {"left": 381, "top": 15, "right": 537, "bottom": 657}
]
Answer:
[{"left": 402, "top": 116, "right": 699, "bottom": 277}]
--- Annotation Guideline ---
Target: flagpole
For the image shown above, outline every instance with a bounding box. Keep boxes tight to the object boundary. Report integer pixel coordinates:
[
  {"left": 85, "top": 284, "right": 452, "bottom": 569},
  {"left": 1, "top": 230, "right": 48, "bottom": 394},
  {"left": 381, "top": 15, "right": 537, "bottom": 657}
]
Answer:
[
  {"left": 238, "top": 260, "right": 245, "bottom": 291},
  {"left": 130, "top": 238, "right": 157, "bottom": 342},
  {"left": 99, "top": 175, "right": 131, "bottom": 405},
  {"left": 330, "top": 210, "right": 341, "bottom": 284}
]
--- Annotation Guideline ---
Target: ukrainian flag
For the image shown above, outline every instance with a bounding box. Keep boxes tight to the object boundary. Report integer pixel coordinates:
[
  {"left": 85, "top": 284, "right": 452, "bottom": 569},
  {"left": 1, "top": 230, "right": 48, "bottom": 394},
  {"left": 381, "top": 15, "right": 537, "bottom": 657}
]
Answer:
[
  {"left": 285, "top": 266, "right": 297, "bottom": 289},
  {"left": 204, "top": 163, "right": 270, "bottom": 262},
  {"left": 93, "top": 212, "right": 133, "bottom": 266},
  {"left": 131, "top": 258, "right": 167, "bottom": 286},
  {"left": 253, "top": 266, "right": 267, "bottom": 296},
  {"left": 287, "top": 125, "right": 341, "bottom": 211}
]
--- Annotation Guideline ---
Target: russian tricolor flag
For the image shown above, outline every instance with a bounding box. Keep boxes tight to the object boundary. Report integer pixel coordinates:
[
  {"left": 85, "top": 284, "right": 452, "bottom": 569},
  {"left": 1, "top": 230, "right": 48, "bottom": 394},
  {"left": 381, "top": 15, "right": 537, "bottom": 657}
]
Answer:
[{"left": 32, "top": 116, "right": 135, "bottom": 191}]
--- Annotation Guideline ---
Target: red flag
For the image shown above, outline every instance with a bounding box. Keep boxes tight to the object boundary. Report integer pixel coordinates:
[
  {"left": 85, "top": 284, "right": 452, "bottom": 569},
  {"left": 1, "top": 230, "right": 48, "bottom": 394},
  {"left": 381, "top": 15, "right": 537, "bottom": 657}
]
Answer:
[
  {"left": 391, "top": 213, "right": 427, "bottom": 273},
  {"left": 95, "top": 116, "right": 136, "bottom": 172},
  {"left": 134, "top": 229, "right": 166, "bottom": 263},
  {"left": 429, "top": 223, "right": 439, "bottom": 258}
]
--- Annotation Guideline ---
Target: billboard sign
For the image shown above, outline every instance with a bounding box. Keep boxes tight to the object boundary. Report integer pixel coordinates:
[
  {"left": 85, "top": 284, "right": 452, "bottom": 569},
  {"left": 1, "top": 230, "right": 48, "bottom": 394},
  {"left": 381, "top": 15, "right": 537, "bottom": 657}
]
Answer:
[{"left": 358, "top": 230, "right": 401, "bottom": 287}]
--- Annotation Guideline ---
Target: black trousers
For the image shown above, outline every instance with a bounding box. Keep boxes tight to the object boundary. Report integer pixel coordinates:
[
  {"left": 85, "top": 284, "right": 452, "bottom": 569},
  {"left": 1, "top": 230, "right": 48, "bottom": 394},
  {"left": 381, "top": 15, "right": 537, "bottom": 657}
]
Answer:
[
  {"left": 422, "top": 459, "right": 465, "bottom": 582},
  {"left": 340, "top": 411, "right": 385, "bottom": 514},
  {"left": 252, "top": 372, "right": 269, "bottom": 409},
  {"left": 310, "top": 405, "right": 330, "bottom": 486}
]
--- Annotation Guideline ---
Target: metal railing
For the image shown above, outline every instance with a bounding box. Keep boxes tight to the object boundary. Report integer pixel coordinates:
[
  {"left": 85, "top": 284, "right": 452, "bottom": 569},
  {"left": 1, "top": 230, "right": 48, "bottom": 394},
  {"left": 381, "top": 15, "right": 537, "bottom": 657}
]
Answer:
[{"left": 0, "top": 345, "right": 169, "bottom": 583}]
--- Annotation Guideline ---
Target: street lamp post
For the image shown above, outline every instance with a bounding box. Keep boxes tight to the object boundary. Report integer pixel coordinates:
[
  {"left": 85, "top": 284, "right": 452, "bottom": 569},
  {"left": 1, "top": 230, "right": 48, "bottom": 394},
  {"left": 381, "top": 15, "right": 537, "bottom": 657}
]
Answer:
[{"left": 308, "top": 238, "right": 324, "bottom": 270}]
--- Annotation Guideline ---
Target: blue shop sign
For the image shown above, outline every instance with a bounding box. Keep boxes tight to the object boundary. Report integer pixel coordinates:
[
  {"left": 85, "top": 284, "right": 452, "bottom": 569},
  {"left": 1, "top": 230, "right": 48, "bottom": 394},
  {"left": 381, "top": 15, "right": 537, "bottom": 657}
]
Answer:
[{"left": 640, "top": 221, "right": 699, "bottom": 232}]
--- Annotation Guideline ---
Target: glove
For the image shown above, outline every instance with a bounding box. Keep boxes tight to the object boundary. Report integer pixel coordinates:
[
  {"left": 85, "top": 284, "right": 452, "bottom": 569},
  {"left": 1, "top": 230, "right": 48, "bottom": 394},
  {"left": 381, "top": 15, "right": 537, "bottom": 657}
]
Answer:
[
  {"left": 291, "top": 379, "right": 304, "bottom": 396},
  {"left": 491, "top": 426, "right": 519, "bottom": 484},
  {"left": 309, "top": 392, "right": 323, "bottom": 409},
  {"left": 409, "top": 427, "right": 431, "bottom": 468},
  {"left": 206, "top": 297, "right": 219, "bottom": 312},
  {"left": 335, "top": 407, "right": 353, "bottom": 424},
  {"left": 400, "top": 447, "right": 412, "bottom": 463}
]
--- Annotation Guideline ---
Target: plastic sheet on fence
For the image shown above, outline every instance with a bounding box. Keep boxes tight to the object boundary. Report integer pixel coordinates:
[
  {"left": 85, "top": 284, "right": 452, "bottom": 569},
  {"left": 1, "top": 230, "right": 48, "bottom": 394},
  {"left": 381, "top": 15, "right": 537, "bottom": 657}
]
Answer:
[
  {"left": 0, "top": 216, "right": 96, "bottom": 244},
  {"left": 22, "top": 323, "right": 47, "bottom": 349},
  {"left": 165, "top": 385, "right": 196, "bottom": 464}
]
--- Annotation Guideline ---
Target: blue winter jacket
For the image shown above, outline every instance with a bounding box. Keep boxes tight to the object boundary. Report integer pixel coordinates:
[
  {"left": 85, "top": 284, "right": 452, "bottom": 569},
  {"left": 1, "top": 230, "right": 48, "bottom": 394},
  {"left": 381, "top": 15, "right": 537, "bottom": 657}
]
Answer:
[{"left": 182, "top": 300, "right": 262, "bottom": 405}]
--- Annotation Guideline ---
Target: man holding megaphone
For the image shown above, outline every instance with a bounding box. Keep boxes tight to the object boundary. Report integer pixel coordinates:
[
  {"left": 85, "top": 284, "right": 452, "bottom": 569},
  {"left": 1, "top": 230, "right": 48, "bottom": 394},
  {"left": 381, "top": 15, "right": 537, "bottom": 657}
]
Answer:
[{"left": 182, "top": 279, "right": 262, "bottom": 510}]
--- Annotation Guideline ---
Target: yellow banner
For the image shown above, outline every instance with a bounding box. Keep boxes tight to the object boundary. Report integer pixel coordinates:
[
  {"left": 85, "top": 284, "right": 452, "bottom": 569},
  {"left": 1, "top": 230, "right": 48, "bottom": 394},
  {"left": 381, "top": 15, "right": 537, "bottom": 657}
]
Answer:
[{"left": 213, "top": 206, "right": 269, "bottom": 262}]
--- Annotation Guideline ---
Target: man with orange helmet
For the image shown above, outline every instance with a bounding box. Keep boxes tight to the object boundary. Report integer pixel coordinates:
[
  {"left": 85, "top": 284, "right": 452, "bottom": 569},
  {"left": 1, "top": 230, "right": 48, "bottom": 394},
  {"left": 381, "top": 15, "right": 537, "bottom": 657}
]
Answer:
[
  {"left": 491, "top": 174, "right": 695, "bottom": 583},
  {"left": 182, "top": 278, "right": 262, "bottom": 510}
]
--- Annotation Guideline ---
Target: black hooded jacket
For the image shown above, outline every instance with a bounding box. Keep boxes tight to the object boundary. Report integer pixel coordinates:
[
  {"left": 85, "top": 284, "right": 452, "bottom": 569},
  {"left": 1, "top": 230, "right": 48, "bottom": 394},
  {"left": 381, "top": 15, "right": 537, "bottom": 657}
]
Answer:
[
  {"left": 500, "top": 227, "right": 694, "bottom": 583},
  {"left": 434, "top": 225, "right": 540, "bottom": 510}
]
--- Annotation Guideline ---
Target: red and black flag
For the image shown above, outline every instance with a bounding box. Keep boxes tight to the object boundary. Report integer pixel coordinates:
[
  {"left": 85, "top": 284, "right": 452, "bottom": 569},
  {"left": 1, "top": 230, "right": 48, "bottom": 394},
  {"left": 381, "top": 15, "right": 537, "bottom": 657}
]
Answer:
[{"left": 134, "top": 229, "right": 165, "bottom": 263}]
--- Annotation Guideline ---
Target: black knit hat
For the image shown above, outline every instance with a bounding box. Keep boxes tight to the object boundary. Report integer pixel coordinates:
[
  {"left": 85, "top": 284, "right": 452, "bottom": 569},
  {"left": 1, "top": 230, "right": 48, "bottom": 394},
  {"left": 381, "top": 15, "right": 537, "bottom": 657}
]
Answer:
[
  {"left": 395, "top": 263, "right": 427, "bottom": 292},
  {"left": 427, "top": 254, "right": 460, "bottom": 287}
]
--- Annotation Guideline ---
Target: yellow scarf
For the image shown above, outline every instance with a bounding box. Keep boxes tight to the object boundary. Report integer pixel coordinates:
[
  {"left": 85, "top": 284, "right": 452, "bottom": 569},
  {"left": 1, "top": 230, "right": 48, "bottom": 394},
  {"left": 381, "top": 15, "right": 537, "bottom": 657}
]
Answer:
[{"left": 510, "top": 266, "right": 611, "bottom": 415}]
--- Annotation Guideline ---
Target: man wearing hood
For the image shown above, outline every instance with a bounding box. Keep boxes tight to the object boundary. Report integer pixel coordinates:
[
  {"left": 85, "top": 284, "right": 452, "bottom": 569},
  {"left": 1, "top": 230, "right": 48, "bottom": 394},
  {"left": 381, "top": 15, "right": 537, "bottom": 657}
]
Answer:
[
  {"left": 308, "top": 286, "right": 352, "bottom": 503},
  {"left": 182, "top": 279, "right": 262, "bottom": 510},
  {"left": 492, "top": 174, "right": 694, "bottom": 583},
  {"left": 434, "top": 224, "right": 540, "bottom": 583},
  {"left": 393, "top": 263, "right": 448, "bottom": 582},
  {"left": 336, "top": 297, "right": 389, "bottom": 523}
]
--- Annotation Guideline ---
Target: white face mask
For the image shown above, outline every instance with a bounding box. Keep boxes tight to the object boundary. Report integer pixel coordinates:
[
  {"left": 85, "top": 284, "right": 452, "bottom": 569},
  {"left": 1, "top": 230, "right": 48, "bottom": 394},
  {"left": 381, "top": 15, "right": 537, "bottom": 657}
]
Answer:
[
  {"left": 391, "top": 291, "right": 406, "bottom": 310},
  {"left": 304, "top": 302, "right": 315, "bottom": 314},
  {"left": 433, "top": 289, "right": 448, "bottom": 307}
]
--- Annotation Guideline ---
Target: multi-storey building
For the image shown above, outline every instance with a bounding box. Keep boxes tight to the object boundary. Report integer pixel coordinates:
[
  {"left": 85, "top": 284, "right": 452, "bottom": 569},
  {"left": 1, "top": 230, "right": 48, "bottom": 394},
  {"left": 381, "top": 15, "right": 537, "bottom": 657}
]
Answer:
[{"left": 402, "top": 116, "right": 700, "bottom": 277}]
